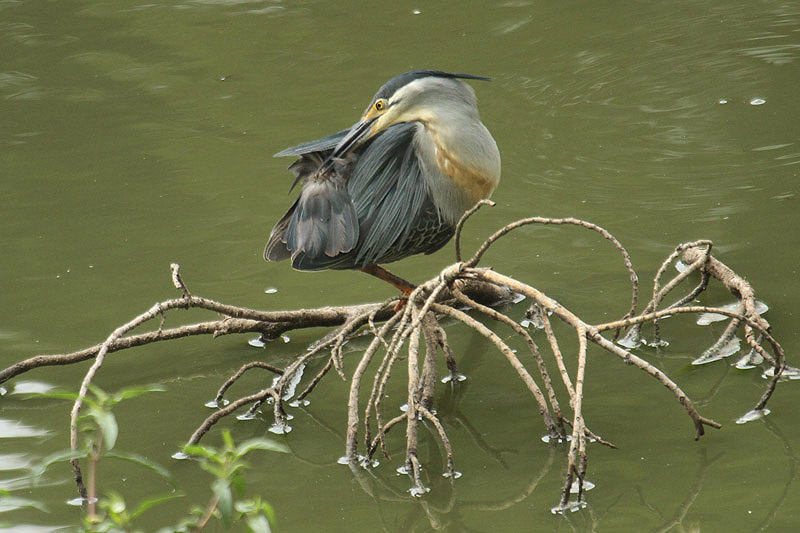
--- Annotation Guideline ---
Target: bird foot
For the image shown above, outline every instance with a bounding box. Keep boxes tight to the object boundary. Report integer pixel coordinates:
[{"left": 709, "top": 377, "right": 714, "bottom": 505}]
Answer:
[{"left": 392, "top": 287, "right": 415, "bottom": 312}]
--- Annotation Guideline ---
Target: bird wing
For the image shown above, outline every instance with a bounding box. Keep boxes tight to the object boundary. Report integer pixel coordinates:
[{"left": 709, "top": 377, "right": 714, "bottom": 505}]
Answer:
[
  {"left": 267, "top": 122, "right": 435, "bottom": 271},
  {"left": 263, "top": 196, "right": 297, "bottom": 262},
  {"left": 347, "top": 121, "right": 430, "bottom": 267},
  {"left": 275, "top": 128, "right": 353, "bottom": 192},
  {"left": 273, "top": 127, "right": 351, "bottom": 157},
  {"left": 265, "top": 156, "right": 359, "bottom": 266}
]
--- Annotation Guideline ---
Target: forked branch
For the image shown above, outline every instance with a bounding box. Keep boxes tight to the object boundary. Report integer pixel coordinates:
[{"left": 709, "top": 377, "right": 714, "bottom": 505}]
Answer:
[{"left": 1, "top": 213, "right": 789, "bottom": 513}]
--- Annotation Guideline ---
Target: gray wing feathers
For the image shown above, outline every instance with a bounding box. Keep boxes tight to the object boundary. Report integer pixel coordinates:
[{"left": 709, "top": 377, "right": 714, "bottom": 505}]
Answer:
[
  {"left": 285, "top": 176, "right": 359, "bottom": 264},
  {"left": 274, "top": 128, "right": 350, "bottom": 157},
  {"left": 264, "top": 200, "right": 296, "bottom": 262},
  {"left": 266, "top": 121, "right": 431, "bottom": 270},
  {"left": 265, "top": 157, "right": 359, "bottom": 266},
  {"left": 348, "top": 122, "right": 428, "bottom": 266}
]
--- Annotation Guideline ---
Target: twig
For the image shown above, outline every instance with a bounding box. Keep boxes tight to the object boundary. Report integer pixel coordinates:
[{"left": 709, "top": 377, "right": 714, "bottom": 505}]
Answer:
[
  {"left": 4, "top": 217, "right": 788, "bottom": 511},
  {"left": 431, "top": 302, "right": 560, "bottom": 438},
  {"left": 404, "top": 312, "right": 425, "bottom": 495},
  {"left": 418, "top": 404, "right": 456, "bottom": 478},
  {"left": 454, "top": 199, "right": 495, "bottom": 262},
  {"left": 451, "top": 286, "right": 567, "bottom": 435},
  {"left": 345, "top": 315, "right": 400, "bottom": 461},
  {"left": 213, "top": 361, "right": 283, "bottom": 406},
  {"left": 464, "top": 217, "right": 639, "bottom": 323}
]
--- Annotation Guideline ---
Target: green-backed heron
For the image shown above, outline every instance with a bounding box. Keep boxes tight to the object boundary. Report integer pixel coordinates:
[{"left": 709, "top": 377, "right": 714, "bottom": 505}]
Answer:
[{"left": 265, "top": 70, "right": 501, "bottom": 296}]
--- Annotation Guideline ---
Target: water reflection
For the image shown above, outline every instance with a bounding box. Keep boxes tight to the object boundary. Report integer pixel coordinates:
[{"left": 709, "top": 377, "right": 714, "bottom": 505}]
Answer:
[
  {"left": 8, "top": 381, "right": 57, "bottom": 395},
  {"left": 0, "top": 454, "right": 31, "bottom": 471},
  {"left": 0, "top": 419, "right": 50, "bottom": 439}
]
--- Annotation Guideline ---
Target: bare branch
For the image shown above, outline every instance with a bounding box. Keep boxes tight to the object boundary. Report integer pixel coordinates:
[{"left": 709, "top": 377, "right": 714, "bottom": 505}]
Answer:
[
  {"left": 454, "top": 199, "right": 496, "bottom": 262},
  {"left": 5, "top": 217, "right": 788, "bottom": 511}
]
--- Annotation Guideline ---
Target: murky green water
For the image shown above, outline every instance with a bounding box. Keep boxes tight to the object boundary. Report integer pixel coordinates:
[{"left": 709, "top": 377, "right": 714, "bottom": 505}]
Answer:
[{"left": 2, "top": 1, "right": 799, "bottom": 531}]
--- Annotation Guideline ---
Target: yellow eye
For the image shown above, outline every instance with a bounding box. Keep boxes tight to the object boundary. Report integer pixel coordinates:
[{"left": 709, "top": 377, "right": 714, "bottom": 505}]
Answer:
[{"left": 374, "top": 99, "right": 386, "bottom": 112}]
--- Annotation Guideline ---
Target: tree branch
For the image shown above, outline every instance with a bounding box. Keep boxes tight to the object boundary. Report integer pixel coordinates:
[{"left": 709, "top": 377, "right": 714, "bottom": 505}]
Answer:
[{"left": 4, "top": 217, "right": 789, "bottom": 512}]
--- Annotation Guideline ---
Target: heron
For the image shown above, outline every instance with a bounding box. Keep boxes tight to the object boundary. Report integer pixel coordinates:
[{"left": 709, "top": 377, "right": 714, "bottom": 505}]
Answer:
[{"left": 264, "top": 70, "right": 501, "bottom": 300}]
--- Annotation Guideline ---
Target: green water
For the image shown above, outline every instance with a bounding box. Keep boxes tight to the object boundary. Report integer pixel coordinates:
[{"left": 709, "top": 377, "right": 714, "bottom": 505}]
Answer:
[{"left": 2, "top": 1, "right": 799, "bottom": 531}]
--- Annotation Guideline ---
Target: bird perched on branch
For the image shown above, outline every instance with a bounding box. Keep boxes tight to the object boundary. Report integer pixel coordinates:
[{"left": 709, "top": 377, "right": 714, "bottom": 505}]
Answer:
[{"left": 265, "top": 70, "right": 501, "bottom": 298}]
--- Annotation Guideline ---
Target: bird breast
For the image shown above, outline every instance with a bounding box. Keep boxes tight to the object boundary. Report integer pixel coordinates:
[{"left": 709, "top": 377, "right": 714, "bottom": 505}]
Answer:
[{"left": 414, "top": 119, "right": 500, "bottom": 224}]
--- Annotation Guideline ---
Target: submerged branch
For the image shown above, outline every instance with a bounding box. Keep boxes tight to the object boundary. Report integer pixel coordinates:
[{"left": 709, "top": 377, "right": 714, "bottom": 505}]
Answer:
[{"left": 3, "top": 216, "right": 789, "bottom": 512}]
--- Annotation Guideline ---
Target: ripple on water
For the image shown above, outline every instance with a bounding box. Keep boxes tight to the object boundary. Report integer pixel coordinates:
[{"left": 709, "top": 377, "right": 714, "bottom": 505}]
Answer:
[{"left": 0, "top": 419, "right": 50, "bottom": 439}]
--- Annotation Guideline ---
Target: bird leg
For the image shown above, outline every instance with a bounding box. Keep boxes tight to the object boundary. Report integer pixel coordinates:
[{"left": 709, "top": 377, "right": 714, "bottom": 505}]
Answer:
[{"left": 361, "top": 265, "right": 416, "bottom": 308}]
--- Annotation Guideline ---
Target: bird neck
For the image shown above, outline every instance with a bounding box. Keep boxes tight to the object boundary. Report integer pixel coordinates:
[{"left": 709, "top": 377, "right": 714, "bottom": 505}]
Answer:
[{"left": 414, "top": 119, "right": 501, "bottom": 225}]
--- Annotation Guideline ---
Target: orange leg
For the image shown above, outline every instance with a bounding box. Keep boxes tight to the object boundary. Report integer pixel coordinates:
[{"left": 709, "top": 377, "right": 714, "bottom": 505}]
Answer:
[{"left": 361, "top": 264, "right": 416, "bottom": 310}]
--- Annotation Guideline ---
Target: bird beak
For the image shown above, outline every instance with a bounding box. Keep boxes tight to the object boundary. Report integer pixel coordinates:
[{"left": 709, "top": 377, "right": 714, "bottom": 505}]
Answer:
[
  {"left": 314, "top": 116, "right": 378, "bottom": 175},
  {"left": 330, "top": 116, "right": 378, "bottom": 160}
]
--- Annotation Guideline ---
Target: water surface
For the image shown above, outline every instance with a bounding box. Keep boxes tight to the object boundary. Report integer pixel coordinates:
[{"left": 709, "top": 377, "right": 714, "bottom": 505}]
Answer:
[{"left": 2, "top": 1, "right": 799, "bottom": 530}]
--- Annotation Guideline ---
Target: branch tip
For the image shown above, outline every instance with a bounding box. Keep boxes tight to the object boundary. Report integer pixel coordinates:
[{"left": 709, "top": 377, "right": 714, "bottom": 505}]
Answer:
[{"left": 170, "top": 263, "right": 191, "bottom": 298}]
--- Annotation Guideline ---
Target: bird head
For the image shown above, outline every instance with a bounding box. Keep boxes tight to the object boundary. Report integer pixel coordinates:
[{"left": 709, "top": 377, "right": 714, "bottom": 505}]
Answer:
[{"left": 327, "top": 70, "right": 490, "bottom": 161}]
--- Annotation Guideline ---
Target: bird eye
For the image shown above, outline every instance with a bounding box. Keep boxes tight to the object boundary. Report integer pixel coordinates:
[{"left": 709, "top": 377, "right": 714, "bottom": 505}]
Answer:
[{"left": 374, "top": 99, "right": 386, "bottom": 111}]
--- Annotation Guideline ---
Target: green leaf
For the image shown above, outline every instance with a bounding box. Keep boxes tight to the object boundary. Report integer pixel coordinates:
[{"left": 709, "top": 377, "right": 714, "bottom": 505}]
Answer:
[
  {"left": 28, "top": 391, "right": 79, "bottom": 401},
  {"left": 90, "top": 408, "right": 118, "bottom": 450},
  {"left": 112, "top": 384, "right": 166, "bottom": 403},
  {"left": 104, "top": 491, "right": 127, "bottom": 514},
  {"left": 261, "top": 501, "right": 276, "bottom": 525},
  {"left": 130, "top": 492, "right": 184, "bottom": 519},
  {"left": 246, "top": 514, "right": 272, "bottom": 533},
  {"left": 197, "top": 461, "right": 225, "bottom": 479},
  {"left": 261, "top": 502, "right": 275, "bottom": 524},
  {"left": 211, "top": 479, "right": 233, "bottom": 526},
  {"left": 234, "top": 499, "right": 257, "bottom": 514},
  {"left": 31, "top": 449, "right": 86, "bottom": 483},
  {"left": 230, "top": 472, "right": 246, "bottom": 496},
  {"left": 221, "top": 430, "right": 235, "bottom": 451},
  {"left": 234, "top": 438, "right": 289, "bottom": 457},
  {"left": 87, "top": 384, "right": 109, "bottom": 405},
  {"left": 0, "top": 495, "right": 48, "bottom": 514},
  {"left": 181, "top": 444, "right": 217, "bottom": 460},
  {"left": 104, "top": 451, "right": 173, "bottom": 482}
]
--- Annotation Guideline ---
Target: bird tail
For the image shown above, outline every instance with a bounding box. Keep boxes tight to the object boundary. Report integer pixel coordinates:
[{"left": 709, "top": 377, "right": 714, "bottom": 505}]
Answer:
[{"left": 266, "top": 175, "right": 359, "bottom": 270}]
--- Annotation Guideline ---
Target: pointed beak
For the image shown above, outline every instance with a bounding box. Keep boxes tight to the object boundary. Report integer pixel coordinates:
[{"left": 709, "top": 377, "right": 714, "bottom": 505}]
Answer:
[
  {"left": 313, "top": 116, "right": 379, "bottom": 176},
  {"left": 329, "top": 116, "right": 378, "bottom": 160}
]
